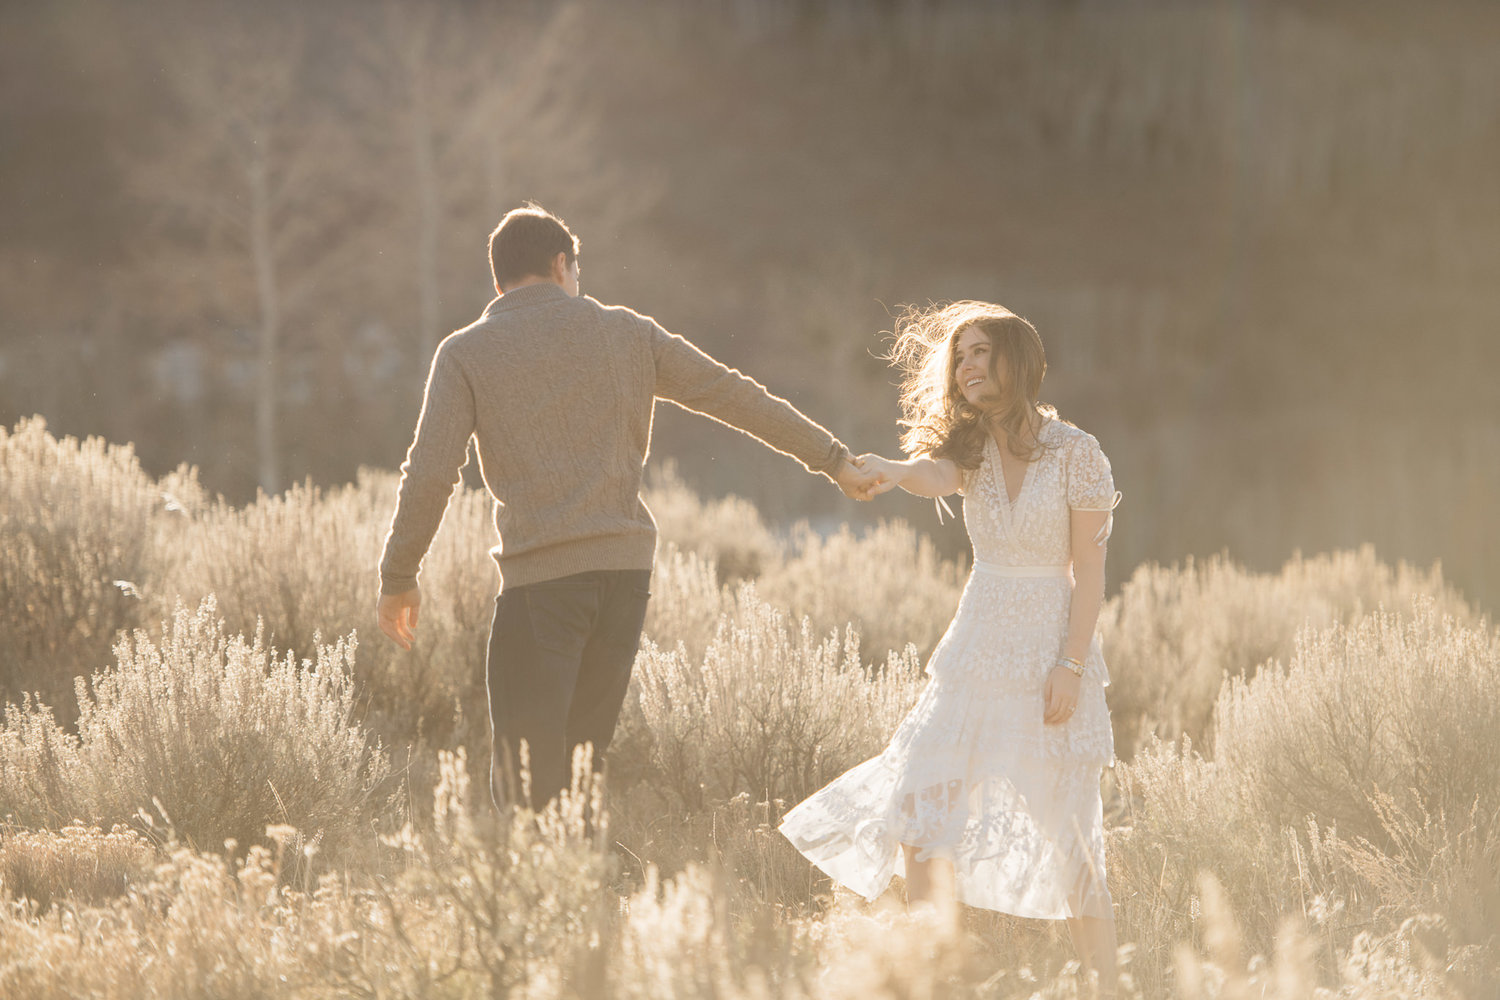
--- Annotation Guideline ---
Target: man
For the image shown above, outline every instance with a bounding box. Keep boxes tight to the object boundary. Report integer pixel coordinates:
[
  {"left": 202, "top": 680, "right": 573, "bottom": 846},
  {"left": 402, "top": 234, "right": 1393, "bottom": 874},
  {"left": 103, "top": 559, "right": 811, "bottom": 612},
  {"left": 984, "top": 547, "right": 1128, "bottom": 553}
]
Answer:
[{"left": 377, "top": 203, "right": 879, "bottom": 810}]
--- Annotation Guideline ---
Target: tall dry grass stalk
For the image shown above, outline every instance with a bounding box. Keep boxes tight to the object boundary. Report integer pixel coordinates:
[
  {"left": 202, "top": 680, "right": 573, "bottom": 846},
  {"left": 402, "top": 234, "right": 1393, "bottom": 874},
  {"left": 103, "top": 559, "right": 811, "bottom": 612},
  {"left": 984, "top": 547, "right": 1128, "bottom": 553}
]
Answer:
[{"left": 0, "top": 823, "right": 154, "bottom": 914}]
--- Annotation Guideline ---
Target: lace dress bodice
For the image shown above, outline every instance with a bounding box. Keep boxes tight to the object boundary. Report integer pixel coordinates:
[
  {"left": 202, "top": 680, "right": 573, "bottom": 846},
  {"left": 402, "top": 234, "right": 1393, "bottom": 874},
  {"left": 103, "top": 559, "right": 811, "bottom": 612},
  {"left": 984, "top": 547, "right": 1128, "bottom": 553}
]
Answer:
[{"left": 961, "top": 420, "right": 1120, "bottom": 567}]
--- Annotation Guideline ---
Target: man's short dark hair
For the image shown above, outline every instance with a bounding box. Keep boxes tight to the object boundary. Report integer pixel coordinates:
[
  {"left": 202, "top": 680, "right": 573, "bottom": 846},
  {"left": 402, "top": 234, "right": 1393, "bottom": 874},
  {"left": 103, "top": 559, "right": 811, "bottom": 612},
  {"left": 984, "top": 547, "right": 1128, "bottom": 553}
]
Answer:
[{"left": 489, "top": 203, "right": 580, "bottom": 289}]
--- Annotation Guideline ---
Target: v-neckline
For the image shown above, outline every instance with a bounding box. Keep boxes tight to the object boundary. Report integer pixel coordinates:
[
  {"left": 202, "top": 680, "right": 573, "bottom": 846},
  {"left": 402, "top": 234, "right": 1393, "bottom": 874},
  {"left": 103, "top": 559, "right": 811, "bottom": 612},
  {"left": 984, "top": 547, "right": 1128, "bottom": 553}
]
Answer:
[{"left": 990, "top": 434, "right": 1032, "bottom": 508}]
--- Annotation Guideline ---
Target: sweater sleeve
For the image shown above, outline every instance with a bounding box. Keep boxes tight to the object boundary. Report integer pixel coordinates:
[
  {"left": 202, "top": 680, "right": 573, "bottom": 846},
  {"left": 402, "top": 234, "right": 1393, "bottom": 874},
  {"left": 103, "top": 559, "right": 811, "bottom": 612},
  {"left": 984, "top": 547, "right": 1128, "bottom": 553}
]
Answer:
[
  {"left": 378, "top": 348, "right": 476, "bottom": 594},
  {"left": 648, "top": 320, "right": 847, "bottom": 479}
]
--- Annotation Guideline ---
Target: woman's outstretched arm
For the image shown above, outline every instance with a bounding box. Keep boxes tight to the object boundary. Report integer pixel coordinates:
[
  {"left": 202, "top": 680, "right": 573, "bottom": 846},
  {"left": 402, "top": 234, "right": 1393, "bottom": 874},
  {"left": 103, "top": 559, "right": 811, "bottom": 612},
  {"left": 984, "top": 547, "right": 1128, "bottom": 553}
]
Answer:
[{"left": 855, "top": 453, "right": 962, "bottom": 498}]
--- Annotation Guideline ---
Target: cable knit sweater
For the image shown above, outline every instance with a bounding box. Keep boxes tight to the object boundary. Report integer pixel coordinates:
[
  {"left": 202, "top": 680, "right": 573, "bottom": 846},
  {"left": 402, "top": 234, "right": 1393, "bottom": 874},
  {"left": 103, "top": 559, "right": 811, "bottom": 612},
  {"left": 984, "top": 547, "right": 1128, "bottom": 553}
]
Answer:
[{"left": 379, "top": 283, "right": 848, "bottom": 593}]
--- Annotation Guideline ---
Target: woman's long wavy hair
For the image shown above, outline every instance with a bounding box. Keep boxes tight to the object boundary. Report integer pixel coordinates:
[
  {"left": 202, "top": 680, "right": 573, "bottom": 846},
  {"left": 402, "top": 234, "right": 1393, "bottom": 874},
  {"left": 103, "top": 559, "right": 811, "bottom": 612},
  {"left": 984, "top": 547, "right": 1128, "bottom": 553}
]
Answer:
[{"left": 887, "top": 300, "right": 1055, "bottom": 469}]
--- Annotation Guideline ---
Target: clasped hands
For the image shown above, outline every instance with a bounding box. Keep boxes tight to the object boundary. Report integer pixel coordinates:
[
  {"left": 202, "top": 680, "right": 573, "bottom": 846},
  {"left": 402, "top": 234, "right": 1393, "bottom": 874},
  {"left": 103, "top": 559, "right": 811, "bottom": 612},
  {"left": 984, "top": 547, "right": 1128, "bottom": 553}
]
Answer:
[{"left": 833, "top": 453, "right": 903, "bottom": 501}]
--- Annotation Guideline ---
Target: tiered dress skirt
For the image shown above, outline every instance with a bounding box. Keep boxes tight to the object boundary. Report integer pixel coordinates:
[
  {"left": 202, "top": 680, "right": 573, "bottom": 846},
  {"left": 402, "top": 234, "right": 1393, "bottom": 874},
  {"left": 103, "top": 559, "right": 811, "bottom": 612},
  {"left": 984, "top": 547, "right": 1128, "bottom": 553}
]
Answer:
[{"left": 779, "top": 561, "right": 1114, "bottom": 918}]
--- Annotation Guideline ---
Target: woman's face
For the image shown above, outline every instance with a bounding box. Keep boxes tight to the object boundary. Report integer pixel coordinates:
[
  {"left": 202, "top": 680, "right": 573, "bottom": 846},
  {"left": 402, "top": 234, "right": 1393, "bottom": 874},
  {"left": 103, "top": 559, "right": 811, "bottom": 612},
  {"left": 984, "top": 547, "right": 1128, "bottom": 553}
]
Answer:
[{"left": 954, "top": 325, "right": 1005, "bottom": 407}]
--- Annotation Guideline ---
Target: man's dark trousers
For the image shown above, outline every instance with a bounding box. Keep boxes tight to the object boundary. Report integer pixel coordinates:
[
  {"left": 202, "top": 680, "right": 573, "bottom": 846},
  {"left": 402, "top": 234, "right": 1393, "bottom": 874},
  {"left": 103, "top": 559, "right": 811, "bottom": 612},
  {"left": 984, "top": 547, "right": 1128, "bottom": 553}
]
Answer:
[{"left": 486, "top": 568, "right": 651, "bottom": 810}]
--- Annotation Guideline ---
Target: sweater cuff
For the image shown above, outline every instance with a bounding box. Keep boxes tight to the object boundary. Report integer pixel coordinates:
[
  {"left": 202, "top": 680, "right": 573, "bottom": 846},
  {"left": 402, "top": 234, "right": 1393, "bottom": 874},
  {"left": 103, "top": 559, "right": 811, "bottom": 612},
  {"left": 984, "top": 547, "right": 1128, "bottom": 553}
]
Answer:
[
  {"left": 816, "top": 441, "right": 852, "bottom": 479},
  {"left": 380, "top": 573, "right": 419, "bottom": 596}
]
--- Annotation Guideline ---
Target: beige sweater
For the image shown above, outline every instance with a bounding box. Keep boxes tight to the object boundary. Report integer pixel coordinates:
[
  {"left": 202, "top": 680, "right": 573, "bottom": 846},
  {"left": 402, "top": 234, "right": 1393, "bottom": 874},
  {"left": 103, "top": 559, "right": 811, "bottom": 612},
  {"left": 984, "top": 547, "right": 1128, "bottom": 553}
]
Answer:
[{"left": 379, "top": 283, "right": 848, "bottom": 594}]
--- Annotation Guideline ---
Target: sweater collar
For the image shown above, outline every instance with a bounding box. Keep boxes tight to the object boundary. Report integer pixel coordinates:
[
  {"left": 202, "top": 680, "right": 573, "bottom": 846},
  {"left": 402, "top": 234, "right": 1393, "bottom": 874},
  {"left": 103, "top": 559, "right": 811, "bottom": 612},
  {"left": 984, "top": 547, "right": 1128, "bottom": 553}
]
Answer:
[{"left": 483, "top": 282, "right": 570, "bottom": 317}]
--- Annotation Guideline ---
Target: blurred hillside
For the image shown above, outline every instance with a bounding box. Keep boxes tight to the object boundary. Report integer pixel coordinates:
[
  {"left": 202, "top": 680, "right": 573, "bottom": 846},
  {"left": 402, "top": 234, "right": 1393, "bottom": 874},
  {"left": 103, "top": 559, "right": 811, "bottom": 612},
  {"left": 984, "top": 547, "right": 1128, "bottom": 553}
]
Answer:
[{"left": 2, "top": 0, "right": 1497, "bottom": 605}]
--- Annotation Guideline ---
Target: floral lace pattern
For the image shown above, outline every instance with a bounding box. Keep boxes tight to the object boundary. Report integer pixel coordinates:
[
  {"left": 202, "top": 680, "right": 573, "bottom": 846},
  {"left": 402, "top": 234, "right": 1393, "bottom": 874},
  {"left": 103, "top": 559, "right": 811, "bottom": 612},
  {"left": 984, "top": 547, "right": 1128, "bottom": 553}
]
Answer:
[
  {"left": 962, "top": 421, "right": 1118, "bottom": 562},
  {"left": 780, "top": 420, "right": 1118, "bottom": 920}
]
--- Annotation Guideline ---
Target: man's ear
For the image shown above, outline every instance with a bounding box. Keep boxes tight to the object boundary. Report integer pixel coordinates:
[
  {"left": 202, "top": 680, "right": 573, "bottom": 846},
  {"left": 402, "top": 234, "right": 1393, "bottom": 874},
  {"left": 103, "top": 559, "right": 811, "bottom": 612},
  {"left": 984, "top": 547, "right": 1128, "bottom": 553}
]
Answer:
[{"left": 550, "top": 251, "right": 570, "bottom": 284}]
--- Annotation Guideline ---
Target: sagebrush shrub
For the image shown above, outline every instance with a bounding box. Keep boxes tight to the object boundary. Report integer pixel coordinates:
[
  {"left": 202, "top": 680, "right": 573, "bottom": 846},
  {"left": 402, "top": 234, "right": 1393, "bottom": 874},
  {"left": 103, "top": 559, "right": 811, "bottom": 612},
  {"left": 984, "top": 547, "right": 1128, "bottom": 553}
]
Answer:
[
  {"left": 1215, "top": 600, "right": 1500, "bottom": 845},
  {"left": 159, "top": 469, "right": 497, "bottom": 754},
  {"left": 627, "top": 585, "right": 920, "bottom": 812},
  {"left": 0, "top": 418, "right": 166, "bottom": 722},
  {"left": 4, "top": 417, "right": 1496, "bottom": 994},
  {"left": 1111, "top": 601, "right": 1500, "bottom": 991},
  {"left": 640, "top": 543, "right": 732, "bottom": 663},
  {"left": 612, "top": 585, "right": 922, "bottom": 901},
  {"left": 1109, "top": 738, "right": 1361, "bottom": 990},
  {"left": 380, "top": 748, "right": 615, "bottom": 997},
  {"left": 88, "top": 598, "right": 393, "bottom": 864},
  {"left": 644, "top": 517, "right": 966, "bottom": 670},
  {"left": 0, "top": 598, "right": 391, "bottom": 869},
  {"left": 0, "top": 749, "right": 613, "bottom": 1000},
  {"left": 755, "top": 520, "right": 966, "bottom": 664},
  {"left": 643, "top": 463, "right": 781, "bottom": 584},
  {"left": 0, "top": 699, "right": 90, "bottom": 830},
  {"left": 1099, "top": 547, "right": 1471, "bottom": 759}
]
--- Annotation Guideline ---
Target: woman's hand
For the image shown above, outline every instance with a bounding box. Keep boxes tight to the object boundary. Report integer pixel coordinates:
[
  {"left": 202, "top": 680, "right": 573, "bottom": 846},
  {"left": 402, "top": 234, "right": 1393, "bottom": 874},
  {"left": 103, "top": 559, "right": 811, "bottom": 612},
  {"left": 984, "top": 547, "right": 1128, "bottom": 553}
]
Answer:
[
  {"left": 854, "top": 453, "right": 905, "bottom": 496},
  {"left": 854, "top": 453, "right": 966, "bottom": 499},
  {"left": 1042, "top": 664, "right": 1082, "bottom": 725}
]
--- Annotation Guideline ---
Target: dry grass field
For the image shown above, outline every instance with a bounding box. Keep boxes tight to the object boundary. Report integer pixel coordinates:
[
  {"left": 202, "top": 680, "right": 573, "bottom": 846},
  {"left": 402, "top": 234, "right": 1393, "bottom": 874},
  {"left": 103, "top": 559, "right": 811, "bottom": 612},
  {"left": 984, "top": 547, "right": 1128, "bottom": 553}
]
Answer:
[{"left": 2, "top": 418, "right": 1497, "bottom": 998}]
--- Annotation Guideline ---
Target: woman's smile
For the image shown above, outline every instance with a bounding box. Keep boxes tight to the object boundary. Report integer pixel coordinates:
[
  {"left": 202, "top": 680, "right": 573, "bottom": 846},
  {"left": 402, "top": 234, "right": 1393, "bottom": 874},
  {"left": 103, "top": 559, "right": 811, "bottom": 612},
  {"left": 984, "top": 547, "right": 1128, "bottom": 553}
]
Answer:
[{"left": 955, "top": 325, "right": 999, "bottom": 404}]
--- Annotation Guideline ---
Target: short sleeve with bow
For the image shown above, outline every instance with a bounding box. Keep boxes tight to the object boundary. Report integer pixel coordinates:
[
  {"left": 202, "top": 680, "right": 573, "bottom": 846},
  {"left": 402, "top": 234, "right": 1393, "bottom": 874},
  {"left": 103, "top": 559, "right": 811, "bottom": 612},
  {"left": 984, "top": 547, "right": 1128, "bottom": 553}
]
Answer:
[
  {"left": 1066, "top": 432, "right": 1121, "bottom": 544},
  {"left": 1066, "top": 433, "right": 1115, "bottom": 509}
]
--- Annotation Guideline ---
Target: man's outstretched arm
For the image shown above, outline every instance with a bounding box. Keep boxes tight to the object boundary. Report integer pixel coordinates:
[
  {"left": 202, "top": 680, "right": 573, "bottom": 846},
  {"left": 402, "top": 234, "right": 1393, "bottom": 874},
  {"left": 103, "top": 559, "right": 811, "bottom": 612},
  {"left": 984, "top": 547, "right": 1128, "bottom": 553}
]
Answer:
[{"left": 649, "top": 321, "right": 878, "bottom": 498}]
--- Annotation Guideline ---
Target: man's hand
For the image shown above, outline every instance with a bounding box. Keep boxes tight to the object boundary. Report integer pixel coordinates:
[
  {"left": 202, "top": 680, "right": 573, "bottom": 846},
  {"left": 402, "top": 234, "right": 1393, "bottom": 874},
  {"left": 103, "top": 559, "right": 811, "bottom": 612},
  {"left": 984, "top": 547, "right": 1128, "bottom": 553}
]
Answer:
[
  {"left": 834, "top": 456, "right": 890, "bottom": 501},
  {"left": 377, "top": 588, "right": 421, "bottom": 650}
]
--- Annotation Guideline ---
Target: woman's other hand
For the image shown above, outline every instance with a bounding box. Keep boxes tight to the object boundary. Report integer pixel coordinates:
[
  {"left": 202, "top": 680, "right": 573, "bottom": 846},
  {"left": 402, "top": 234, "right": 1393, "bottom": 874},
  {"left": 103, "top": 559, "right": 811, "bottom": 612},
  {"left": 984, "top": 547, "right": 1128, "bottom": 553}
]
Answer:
[{"left": 1042, "top": 664, "right": 1082, "bottom": 725}]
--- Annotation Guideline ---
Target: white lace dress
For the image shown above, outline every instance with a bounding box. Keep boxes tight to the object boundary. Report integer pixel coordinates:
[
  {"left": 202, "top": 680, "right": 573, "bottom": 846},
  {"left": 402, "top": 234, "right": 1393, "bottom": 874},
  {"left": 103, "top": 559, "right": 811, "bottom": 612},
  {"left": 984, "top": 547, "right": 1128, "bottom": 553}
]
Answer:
[{"left": 779, "top": 420, "right": 1120, "bottom": 918}]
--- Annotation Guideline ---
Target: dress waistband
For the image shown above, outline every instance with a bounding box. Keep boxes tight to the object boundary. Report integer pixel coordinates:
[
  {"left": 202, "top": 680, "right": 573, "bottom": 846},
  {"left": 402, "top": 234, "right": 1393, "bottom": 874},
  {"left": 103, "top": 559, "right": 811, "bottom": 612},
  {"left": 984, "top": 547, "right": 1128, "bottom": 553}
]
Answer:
[{"left": 972, "top": 561, "right": 1072, "bottom": 578}]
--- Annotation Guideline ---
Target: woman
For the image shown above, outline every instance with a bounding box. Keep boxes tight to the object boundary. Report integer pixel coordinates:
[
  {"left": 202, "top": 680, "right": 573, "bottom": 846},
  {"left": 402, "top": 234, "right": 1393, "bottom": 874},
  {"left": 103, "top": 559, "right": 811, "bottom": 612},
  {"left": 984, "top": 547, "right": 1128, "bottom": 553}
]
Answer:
[{"left": 779, "top": 300, "right": 1121, "bottom": 989}]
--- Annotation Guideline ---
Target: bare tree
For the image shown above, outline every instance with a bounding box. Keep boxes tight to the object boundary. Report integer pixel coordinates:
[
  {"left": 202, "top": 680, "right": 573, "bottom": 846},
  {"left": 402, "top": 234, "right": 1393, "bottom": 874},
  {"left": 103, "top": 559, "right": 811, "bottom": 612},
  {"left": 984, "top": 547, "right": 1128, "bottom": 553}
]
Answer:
[
  {"left": 357, "top": 0, "right": 459, "bottom": 365},
  {"left": 126, "top": 5, "right": 356, "bottom": 496},
  {"left": 346, "top": 1, "right": 660, "bottom": 369}
]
